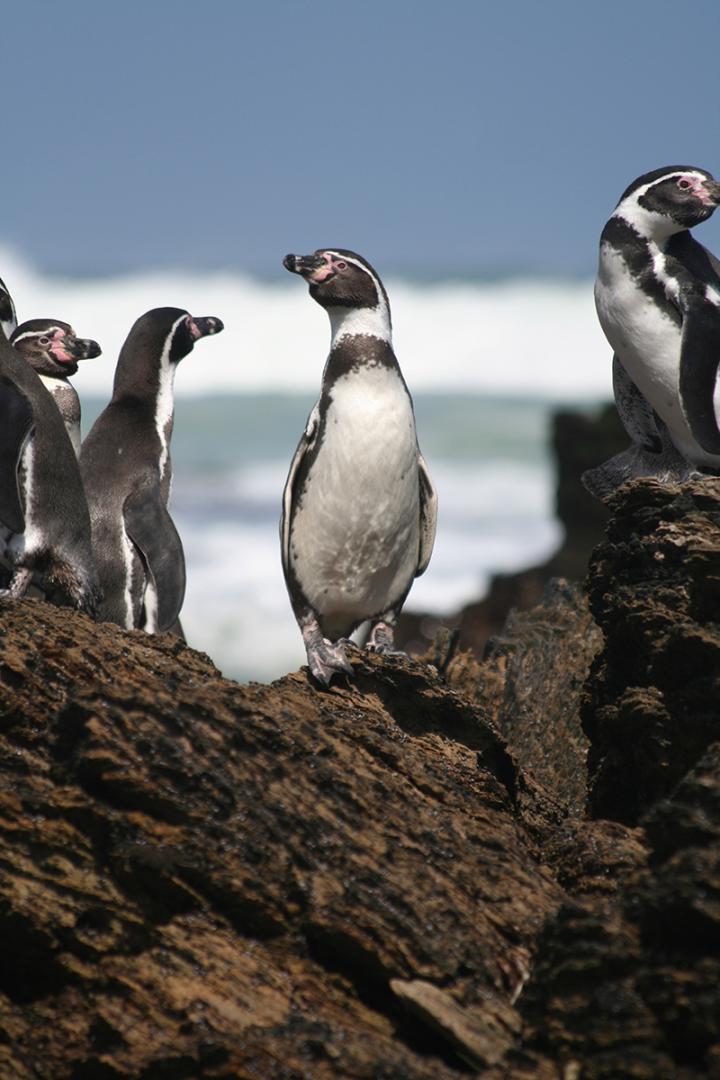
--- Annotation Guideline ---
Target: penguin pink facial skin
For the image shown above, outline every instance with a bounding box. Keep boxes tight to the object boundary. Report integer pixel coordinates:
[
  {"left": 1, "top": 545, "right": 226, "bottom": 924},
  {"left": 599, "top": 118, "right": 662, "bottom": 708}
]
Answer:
[{"left": 11, "top": 320, "right": 101, "bottom": 378}]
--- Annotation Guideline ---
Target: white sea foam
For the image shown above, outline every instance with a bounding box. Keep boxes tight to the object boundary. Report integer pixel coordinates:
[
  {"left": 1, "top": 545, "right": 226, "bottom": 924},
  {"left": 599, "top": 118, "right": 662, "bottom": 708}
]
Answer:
[{"left": 0, "top": 246, "right": 613, "bottom": 400}]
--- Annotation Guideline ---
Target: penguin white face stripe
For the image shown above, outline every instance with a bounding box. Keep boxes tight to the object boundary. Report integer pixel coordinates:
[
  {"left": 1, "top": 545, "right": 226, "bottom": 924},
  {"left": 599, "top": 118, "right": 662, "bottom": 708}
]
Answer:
[
  {"left": 155, "top": 314, "right": 186, "bottom": 481},
  {"left": 320, "top": 251, "right": 393, "bottom": 347},
  {"left": 615, "top": 171, "right": 712, "bottom": 239},
  {"left": 11, "top": 328, "right": 63, "bottom": 345}
]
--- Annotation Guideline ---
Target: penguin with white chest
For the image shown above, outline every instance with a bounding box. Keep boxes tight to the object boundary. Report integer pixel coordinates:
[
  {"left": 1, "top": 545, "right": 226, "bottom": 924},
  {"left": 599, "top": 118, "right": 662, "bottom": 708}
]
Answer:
[
  {"left": 79, "top": 307, "right": 223, "bottom": 634},
  {"left": 11, "top": 320, "right": 101, "bottom": 456},
  {"left": 585, "top": 165, "right": 720, "bottom": 497},
  {"left": 0, "top": 327, "right": 99, "bottom": 611},
  {"left": 281, "top": 248, "right": 437, "bottom": 686}
]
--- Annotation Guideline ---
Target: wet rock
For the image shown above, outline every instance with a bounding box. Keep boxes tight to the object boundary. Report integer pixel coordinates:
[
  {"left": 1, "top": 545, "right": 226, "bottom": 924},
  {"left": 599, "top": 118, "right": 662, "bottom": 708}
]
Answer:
[{"left": 1, "top": 465, "right": 720, "bottom": 1076}]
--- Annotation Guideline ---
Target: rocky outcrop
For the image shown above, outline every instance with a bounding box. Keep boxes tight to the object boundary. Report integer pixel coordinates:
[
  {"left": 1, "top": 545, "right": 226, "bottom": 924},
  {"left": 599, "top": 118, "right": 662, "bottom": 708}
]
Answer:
[{"left": 1, "top": 469, "right": 720, "bottom": 1077}]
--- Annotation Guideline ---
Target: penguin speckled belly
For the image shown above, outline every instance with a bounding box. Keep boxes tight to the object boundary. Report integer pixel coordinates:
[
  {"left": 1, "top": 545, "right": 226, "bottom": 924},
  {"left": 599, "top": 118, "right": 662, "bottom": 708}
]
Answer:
[
  {"left": 281, "top": 248, "right": 437, "bottom": 686},
  {"left": 585, "top": 165, "right": 720, "bottom": 497},
  {"left": 0, "top": 328, "right": 99, "bottom": 611},
  {"left": 11, "top": 319, "right": 101, "bottom": 456},
  {"left": 79, "top": 307, "right": 223, "bottom": 634}
]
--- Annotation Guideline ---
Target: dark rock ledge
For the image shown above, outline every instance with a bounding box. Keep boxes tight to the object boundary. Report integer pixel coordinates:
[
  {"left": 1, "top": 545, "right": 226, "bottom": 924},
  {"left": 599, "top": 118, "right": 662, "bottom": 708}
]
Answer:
[{"left": 1, "top": 476, "right": 720, "bottom": 1078}]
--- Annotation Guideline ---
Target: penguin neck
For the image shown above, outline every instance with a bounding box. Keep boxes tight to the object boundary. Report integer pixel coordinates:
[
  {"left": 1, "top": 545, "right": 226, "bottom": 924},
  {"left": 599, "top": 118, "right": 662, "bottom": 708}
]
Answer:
[
  {"left": 613, "top": 207, "right": 685, "bottom": 248},
  {"left": 327, "top": 302, "right": 392, "bottom": 349},
  {"left": 112, "top": 340, "right": 178, "bottom": 483}
]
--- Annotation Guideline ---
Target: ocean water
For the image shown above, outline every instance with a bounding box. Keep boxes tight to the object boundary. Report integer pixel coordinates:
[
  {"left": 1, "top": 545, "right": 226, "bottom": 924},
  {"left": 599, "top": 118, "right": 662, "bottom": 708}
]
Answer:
[{"left": 1, "top": 249, "right": 613, "bottom": 681}]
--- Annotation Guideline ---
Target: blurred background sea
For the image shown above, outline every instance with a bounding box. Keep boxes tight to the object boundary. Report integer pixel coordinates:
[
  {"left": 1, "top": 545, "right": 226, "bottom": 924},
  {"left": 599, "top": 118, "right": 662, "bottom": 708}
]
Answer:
[{"left": 3, "top": 248, "right": 613, "bottom": 681}]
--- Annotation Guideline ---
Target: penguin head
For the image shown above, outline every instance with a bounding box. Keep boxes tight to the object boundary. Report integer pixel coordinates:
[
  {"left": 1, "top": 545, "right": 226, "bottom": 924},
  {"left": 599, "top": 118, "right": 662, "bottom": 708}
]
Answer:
[
  {"left": 283, "top": 249, "right": 391, "bottom": 318},
  {"left": 614, "top": 166, "right": 720, "bottom": 238},
  {"left": 11, "top": 319, "right": 101, "bottom": 377},
  {"left": 125, "top": 308, "right": 225, "bottom": 368}
]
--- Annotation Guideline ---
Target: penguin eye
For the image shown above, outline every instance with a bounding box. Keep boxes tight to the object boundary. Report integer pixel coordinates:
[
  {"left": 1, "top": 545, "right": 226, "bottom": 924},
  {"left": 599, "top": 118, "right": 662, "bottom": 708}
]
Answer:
[
  {"left": 335, "top": 261, "right": 347, "bottom": 270},
  {"left": 38, "top": 336, "right": 51, "bottom": 347},
  {"left": 677, "top": 178, "right": 692, "bottom": 190}
]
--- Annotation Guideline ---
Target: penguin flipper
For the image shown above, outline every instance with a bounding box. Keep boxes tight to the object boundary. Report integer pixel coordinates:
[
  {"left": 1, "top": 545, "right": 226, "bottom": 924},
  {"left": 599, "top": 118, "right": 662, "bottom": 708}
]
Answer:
[
  {"left": 679, "top": 304, "right": 720, "bottom": 455},
  {"left": 416, "top": 452, "right": 438, "bottom": 577},
  {"left": 281, "top": 403, "right": 319, "bottom": 574},
  {"left": 612, "top": 356, "right": 663, "bottom": 452},
  {"left": 123, "top": 486, "right": 186, "bottom": 632},
  {"left": 0, "top": 376, "right": 33, "bottom": 534}
]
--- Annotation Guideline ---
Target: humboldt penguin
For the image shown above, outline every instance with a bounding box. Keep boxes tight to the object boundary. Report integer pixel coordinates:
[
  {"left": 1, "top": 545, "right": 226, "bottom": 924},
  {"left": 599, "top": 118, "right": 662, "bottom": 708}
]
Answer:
[
  {"left": 11, "top": 319, "right": 101, "bottom": 456},
  {"left": 79, "top": 307, "right": 223, "bottom": 633},
  {"left": 0, "top": 330, "right": 98, "bottom": 611},
  {"left": 281, "top": 248, "right": 437, "bottom": 686},
  {"left": 586, "top": 165, "right": 720, "bottom": 496}
]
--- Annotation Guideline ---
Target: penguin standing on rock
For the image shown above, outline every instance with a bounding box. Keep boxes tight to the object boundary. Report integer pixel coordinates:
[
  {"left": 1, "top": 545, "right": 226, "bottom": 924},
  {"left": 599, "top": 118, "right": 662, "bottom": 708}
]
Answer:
[
  {"left": 11, "top": 320, "right": 101, "bottom": 456},
  {"left": 0, "top": 331, "right": 99, "bottom": 611},
  {"left": 585, "top": 165, "right": 720, "bottom": 497},
  {"left": 281, "top": 248, "right": 437, "bottom": 686},
  {"left": 79, "top": 307, "right": 223, "bottom": 634}
]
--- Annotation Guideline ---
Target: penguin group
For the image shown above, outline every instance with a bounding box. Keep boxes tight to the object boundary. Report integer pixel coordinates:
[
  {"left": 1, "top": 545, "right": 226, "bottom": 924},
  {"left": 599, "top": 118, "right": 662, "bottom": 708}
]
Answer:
[
  {"left": 1, "top": 160, "right": 718, "bottom": 687},
  {"left": 0, "top": 282, "right": 223, "bottom": 638}
]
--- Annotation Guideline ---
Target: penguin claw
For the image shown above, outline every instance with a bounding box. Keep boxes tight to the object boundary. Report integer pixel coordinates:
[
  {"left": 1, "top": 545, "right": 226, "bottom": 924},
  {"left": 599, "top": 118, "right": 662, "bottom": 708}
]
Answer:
[
  {"left": 365, "top": 643, "right": 407, "bottom": 657},
  {"left": 306, "top": 639, "right": 354, "bottom": 687}
]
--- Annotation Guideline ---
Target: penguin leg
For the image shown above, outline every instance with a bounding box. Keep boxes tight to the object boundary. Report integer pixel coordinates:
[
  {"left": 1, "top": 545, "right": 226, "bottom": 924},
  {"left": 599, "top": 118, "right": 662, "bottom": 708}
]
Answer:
[
  {"left": 366, "top": 612, "right": 406, "bottom": 656},
  {"left": 44, "top": 560, "right": 99, "bottom": 617},
  {"left": 299, "top": 611, "right": 354, "bottom": 687},
  {"left": 0, "top": 566, "right": 33, "bottom": 600}
]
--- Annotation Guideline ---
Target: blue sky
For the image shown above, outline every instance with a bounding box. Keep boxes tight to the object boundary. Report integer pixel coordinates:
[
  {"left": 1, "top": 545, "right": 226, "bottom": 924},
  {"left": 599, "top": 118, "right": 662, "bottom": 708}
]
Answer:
[{"left": 4, "top": 0, "right": 720, "bottom": 277}]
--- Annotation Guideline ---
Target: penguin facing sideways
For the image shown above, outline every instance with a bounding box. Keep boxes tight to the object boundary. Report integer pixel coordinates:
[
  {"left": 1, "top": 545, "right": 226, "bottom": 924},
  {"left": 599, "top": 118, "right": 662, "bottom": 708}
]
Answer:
[
  {"left": 11, "top": 320, "right": 101, "bottom": 456},
  {"left": 281, "top": 248, "right": 437, "bottom": 686},
  {"left": 0, "top": 329, "right": 99, "bottom": 611},
  {"left": 584, "top": 165, "right": 720, "bottom": 498},
  {"left": 79, "top": 307, "right": 223, "bottom": 634}
]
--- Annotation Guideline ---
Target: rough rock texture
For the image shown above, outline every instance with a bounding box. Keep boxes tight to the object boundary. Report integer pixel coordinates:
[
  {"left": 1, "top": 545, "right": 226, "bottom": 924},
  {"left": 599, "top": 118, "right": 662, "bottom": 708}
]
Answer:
[
  {"left": 2, "top": 471, "right": 720, "bottom": 1077},
  {"left": 584, "top": 477, "right": 720, "bottom": 824}
]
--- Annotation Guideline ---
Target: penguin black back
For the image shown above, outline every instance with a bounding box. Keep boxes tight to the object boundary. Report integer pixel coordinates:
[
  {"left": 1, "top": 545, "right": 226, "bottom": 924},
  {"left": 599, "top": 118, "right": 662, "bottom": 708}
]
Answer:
[{"left": 80, "top": 307, "right": 223, "bottom": 633}]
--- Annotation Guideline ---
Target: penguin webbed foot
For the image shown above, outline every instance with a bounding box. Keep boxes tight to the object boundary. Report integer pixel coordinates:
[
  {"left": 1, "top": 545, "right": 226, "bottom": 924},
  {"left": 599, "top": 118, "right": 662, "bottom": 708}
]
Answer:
[
  {"left": 366, "top": 618, "right": 405, "bottom": 656},
  {"left": 299, "top": 611, "right": 355, "bottom": 686},
  {"left": 306, "top": 638, "right": 354, "bottom": 687}
]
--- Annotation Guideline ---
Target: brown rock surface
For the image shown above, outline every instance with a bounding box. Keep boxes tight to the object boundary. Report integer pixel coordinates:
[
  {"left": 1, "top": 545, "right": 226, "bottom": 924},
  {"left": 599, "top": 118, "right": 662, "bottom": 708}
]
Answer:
[{"left": 1, "top": 471, "right": 720, "bottom": 1077}]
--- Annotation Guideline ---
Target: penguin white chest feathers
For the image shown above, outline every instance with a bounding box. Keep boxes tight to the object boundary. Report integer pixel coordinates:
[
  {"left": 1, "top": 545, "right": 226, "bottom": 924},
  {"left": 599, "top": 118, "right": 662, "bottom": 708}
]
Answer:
[
  {"left": 281, "top": 248, "right": 437, "bottom": 687},
  {"left": 585, "top": 165, "right": 720, "bottom": 498}
]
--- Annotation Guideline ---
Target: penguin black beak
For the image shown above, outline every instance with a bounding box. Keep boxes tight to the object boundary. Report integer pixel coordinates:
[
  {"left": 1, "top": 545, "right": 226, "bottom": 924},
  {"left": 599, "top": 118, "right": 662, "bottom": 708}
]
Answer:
[
  {"left": 283, "top": 253, "right": 327, "bottom": 278},
  {"left": 702, "top": 179, "right": 720, "bottom": 205},
  {"left": 188, "top": 316, "right": 224, "bottom": 340},
  {"left": 68, "top": 337, "right": 101, "bottom": 361}
]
